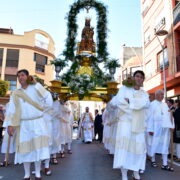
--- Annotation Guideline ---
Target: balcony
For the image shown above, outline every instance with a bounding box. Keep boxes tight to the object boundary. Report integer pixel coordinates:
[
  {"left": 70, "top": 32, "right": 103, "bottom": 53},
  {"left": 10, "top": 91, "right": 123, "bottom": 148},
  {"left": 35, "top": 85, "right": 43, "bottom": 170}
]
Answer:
[{"left": 173, "top": 2, "right": 180, "bottom": 26}]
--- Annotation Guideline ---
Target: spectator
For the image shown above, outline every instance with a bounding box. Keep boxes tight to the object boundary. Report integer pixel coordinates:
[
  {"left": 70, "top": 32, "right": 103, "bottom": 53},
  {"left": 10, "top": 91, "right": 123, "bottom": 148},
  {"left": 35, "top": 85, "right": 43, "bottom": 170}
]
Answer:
[
  {"left": 173, "top": 100, "right": 180, "bottom": 161},
  {"left": 0, "top": 105, "right": 4, "bottom": 143}
]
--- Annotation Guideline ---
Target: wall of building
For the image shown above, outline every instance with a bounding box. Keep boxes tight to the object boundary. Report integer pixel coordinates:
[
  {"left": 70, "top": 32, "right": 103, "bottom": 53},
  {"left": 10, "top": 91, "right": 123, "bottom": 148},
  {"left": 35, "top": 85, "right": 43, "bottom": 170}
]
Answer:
[
  {"left": 0, "top": 29, "right": 56, "bottom": 90},
  {"left": 141, "top": 0, "right": 180, "bottom": 99}
]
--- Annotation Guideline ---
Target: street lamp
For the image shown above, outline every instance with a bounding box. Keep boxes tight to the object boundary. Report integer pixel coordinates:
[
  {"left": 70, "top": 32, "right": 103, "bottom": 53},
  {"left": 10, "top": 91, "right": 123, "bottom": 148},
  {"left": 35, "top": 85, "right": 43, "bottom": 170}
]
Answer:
[{"left": 155, "top": 29, "right": 168, "bottom": 101}]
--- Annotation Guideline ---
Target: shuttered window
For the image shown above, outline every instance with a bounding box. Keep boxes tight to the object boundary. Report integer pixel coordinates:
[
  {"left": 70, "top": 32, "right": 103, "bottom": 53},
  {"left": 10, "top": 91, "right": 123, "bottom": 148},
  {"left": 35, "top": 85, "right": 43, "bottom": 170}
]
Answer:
[
  {"left": 34, "top": 53, "right": 47, "bottom": 73},
  {"left": 6, "top": 49, "right": 19, "bottom": 67}
]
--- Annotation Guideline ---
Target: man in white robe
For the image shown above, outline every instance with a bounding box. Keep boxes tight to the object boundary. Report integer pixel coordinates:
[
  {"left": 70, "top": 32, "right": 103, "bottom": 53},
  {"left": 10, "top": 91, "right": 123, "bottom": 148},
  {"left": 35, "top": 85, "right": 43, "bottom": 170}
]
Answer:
[
  {"left": 59, "top": 101, "right": 73, "bottom": 157},
  {"left": 81, "top": 107, "right": 94, "bottom": 143},
  {"left": 50, "top": 98, "right": 62, "bottom": 162},
  {"left": 41, "top": 97, "right": 62, "bottom": 176},
  {"left": 6, "top": 69, "right": 53, "bottom": 180},
  {"left": 147, "top": 90, "right": 174, "bottom": 171},
  {"left": 0, "top": 103, "right": 16, "bottom": 166},
  {"left": 106, "top": 105, "right": 120, "bottom": 155},
  {"left": 102, "top": 108, "right": 110, "bottom": 150},
  {"left": 108, "top": 70, "right": 150, "bottom": 180},
  {"left": 63, "top": 102, "right": 74, "bottom": 154}
]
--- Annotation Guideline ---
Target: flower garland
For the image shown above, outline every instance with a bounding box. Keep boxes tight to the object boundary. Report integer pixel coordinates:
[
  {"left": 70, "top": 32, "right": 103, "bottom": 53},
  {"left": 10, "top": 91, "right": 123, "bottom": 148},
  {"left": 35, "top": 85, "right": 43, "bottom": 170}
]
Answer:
[
  {"left": 68, "top": 74, "right": 95, "bottom": 99},
  {"left": 61, "top": 55, "right": 110, "bottom": 86},
  {"left": 63, "top": 0, "right": 108, "bottom": 61}
]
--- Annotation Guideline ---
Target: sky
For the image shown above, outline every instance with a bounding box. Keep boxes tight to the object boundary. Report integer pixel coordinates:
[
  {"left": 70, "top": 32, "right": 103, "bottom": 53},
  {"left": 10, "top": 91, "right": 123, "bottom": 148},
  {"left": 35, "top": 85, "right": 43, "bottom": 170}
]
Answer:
[{"left": 0, "top": 0, "right": 142, "bottom": 59}]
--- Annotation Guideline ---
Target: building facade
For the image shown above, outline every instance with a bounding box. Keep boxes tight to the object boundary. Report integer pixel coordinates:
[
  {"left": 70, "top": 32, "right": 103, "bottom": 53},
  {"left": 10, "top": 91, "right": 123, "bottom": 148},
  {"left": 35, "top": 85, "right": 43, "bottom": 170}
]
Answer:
[
  {"left": 141, "top": 0, "right": 180, "bottom": 100},
  {"left": 118, "top": 46, "right": 143, "bottom": 84},
  {"left": 0, "top": 28, "right": 55, "bottom": 91}
]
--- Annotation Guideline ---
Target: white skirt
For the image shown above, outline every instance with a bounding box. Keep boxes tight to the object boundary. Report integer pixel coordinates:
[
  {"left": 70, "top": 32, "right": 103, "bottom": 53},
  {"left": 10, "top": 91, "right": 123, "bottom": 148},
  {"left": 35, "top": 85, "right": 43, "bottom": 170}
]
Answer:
[
  {"left": 15, "top": 117, "right": 50, "bottom": 164},
  {"left": 109, "top": 123, "right": 118, "bottom": 154},
  {"left": 64, "top": 123, "right": 72, "bottom": 143},
  {"left": 113, "top": 121, "right": 146, "bottom": 171},
  {"left": 83, "top": 123, "right": 93, "bottom": 142},
  {"left": 148, "top": 128, "right": 170, "bottom": 156},
  {"left": 50, "top": 118, "right": 61, "bottom": 154},
  {"left": 59, "top": 122, "right": 67, "bottom": 145}
]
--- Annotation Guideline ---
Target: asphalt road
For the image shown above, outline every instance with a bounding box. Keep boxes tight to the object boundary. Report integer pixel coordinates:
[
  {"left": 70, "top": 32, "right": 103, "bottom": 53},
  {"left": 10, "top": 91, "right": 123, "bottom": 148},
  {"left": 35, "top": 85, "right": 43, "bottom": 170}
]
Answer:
[{"left": 0, "top": 140, "right": 180, "bottom": 180}]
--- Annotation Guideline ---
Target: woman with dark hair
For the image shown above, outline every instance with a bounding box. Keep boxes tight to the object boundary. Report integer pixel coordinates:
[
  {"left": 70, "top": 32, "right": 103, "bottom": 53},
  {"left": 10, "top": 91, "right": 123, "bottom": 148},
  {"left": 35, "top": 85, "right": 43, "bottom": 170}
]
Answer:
[{"left": 174, "top": 100, "right": 180, "bottom": 161}]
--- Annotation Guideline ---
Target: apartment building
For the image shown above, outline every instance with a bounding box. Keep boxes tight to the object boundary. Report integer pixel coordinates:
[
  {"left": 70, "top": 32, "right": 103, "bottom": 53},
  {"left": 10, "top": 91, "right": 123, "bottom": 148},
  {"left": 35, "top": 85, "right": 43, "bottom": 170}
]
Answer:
[
  {"left": 0, "top": 28, "right": 55, "bottom": 91},
  {"left": 141, "top": 0, "right": 180, "bottom": 100}
]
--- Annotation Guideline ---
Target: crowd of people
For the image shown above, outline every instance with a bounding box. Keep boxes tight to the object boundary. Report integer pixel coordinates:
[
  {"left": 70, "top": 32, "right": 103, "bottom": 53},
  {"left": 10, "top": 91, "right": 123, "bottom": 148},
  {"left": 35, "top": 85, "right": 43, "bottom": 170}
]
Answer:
[
  {"left": 0, "top": 68, "right": 179, "bottom": 180},
  {"left": 102, "top": 70, "right": 180, "bottom": 180},
  {"left": 0, "top": 69, "right": 74, "bottom": 180},
  {"left": 77, "top": 107, "right": 104, "bottom": 143}
]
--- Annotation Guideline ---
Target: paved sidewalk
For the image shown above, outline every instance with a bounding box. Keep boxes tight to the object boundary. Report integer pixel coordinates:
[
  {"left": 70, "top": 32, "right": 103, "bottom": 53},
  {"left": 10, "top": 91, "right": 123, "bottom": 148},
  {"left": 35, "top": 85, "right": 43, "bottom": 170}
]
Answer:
[{"left": 0, "top": 140, "right": 180, "bottom": 180}]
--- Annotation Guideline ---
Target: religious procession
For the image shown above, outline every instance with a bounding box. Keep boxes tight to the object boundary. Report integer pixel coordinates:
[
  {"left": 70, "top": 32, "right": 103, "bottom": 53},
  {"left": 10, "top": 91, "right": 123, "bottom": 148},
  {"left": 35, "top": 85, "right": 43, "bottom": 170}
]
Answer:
[{"left": 0, "top": 0, "right": 180, "bottom": 180}]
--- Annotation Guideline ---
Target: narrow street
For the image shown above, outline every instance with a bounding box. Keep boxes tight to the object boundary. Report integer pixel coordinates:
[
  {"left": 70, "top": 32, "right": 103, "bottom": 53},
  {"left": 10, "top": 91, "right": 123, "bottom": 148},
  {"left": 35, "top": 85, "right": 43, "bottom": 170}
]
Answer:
[{"left": 0, "top": 138, "right": 180, "bottom": 180}]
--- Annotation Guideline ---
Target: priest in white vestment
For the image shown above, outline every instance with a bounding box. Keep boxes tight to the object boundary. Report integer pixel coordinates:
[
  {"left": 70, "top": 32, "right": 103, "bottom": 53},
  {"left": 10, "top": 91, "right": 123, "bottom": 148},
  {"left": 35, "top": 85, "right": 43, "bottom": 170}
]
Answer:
[
  {"left": 147, "top": 90, "right": 174, "bottom": 171},
  {"left": 6, "top": 69, "right": 53, "bottom": 180},
  {"left": 108, "top": 70, "right": 150, "bottom": 180},
  {"left": 81, "top": 107, "right": 94, "bottom": 143}
]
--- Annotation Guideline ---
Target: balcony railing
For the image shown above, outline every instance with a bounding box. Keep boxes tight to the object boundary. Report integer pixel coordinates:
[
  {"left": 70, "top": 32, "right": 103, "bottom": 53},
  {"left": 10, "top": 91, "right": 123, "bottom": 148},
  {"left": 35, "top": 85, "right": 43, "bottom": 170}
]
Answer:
[{"left": 173, "top": 2, "right": 180, "bottom": 26}]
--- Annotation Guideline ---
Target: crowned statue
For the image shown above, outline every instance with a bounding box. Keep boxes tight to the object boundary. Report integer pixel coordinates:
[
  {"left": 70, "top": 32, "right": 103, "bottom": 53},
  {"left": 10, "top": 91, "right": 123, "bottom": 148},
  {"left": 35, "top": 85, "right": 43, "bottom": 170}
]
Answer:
[{"left": 77, "top": 18, "right": 96, "bottom": 54}]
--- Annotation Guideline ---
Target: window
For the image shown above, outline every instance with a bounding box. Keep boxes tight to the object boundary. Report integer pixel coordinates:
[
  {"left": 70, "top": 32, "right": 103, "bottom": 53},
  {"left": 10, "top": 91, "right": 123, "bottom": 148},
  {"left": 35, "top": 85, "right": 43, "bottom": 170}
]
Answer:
[
  {"left": 130, "top": 66, "right": 142, "bottom": 76},
  {"left": 157, "top": 48, "right": 169, "bottom": 70},
  {"left": 5, "top": 75, "right": 17, "bottom": 91},
  {"left": 0, "top": 48, "right": 3, "bottom": 66},
  {"left": 6, "top": 49, "right": 19, "bottom": 67},
  {"left": 142, "top": 0, "right": 153, "bottom": 16},
  {"left": 145, "top": 61, "right": 152, "bottom": 79},
  {"left": 154, "top": 10, "right": 165, "bottom": 33},
  {"left": 142, "top": 0, "right": 150, "bottom": 16},
  {"left": 144, "top": 28, "right": 151, "bottom": 45},
  {"left": 34, "top": 53, "right": 47, "bottom": 73},
  {"left": 35, "top": 33, "right": 49, "bottom": 50},
  {"left": 175, "top": 0, "right": 180, "bottom": 6},
  {"left": 178, "top": 39, "right": 180, "bottom": 55},
  {"left": 122, "top": 68, "right": 127, "bottom": 80}
]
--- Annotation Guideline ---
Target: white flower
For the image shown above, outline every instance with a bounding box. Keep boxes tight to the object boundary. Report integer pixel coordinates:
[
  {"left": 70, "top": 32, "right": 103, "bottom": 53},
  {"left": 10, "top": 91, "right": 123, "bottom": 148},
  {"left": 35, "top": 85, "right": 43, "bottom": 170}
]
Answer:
[{"left": 79, "top": 89, "right": 85, "bottom": 94}]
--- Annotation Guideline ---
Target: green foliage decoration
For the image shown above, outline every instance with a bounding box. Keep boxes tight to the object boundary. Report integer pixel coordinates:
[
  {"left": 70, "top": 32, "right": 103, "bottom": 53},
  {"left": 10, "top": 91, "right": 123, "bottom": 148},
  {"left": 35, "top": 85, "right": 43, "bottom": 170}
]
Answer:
[
  {"left": 0, "top": 80, "right": 9, "bottom": 97},
  {"left": 63, "top": 0, "right": 108, "bottom": 61},
  {"left": 104, "top": 58, "right": 120, "bottom": 69},
  {"left": 50, "top": 58, "right": 68, "bottom": 69},
  {"left": 122, "top": 77, "right": 136, "bottom": 88}
]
